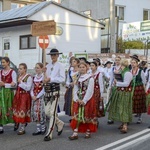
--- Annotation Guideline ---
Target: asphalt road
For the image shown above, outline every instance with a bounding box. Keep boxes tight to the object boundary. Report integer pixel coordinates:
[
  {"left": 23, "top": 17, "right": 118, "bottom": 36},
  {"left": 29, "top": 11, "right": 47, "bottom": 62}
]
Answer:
[{"left": 1, "top": 87, "right": 150, "bottom": 150}]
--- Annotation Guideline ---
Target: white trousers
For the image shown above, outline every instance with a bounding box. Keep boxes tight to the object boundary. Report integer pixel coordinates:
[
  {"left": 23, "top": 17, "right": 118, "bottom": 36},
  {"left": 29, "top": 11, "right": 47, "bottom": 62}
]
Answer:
[{"left": 45, "top": 92, "right": 64, "bottom": 138}]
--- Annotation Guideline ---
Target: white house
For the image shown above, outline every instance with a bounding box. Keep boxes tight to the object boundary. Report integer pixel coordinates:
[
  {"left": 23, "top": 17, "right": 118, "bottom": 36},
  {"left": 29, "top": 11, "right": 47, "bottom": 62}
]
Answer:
[{"left": 0, "top": 1, "right": 104, "bottom": 69}]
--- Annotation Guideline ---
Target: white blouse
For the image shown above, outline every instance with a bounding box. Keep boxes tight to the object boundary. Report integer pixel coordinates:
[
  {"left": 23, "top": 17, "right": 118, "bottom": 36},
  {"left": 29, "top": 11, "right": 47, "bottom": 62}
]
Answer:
[
  {"left": 18, "top": 74, "right": 33, "bottom": 91},
  {"left": 30, "top": 74, "right": 45, "bottom": 99},
  {"left": 73, "top": 74, "right": 94, "bottom": 105}
]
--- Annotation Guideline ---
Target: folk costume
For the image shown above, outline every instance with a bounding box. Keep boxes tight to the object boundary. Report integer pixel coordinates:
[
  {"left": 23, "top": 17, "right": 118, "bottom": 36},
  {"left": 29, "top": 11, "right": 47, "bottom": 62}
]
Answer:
[
  {"left": 91, "top": 70, "right": 104, "bottom": 118},
  {"left": 108, "top": 67, "right": 133, "bottom": 133},
  {"left": 70, "top": 74, "right": 97, "bottom": 139},
  {"left": 130, "top": 55, "right": 146, "bottom": 123},
  {"left": 30, "top": 73, "right": 46, "bottom": 135},
  {"left": 44, "top": 49, "right": 65, "bottom": 141},
  {"left": 0, "top": 69, "right": 17, "bottom": 133},
  {"left": 64, "top": 68, "right": 79, "bottom": 116},
  {"left": 13, "top": 74, "right": 32, "bottom": 134}
]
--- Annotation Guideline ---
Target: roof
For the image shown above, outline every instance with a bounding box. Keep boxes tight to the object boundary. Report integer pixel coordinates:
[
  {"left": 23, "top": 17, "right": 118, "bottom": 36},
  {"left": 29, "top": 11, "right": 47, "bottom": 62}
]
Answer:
[{"left": 0, "top": 1, "right": 105, "bottom": 28}]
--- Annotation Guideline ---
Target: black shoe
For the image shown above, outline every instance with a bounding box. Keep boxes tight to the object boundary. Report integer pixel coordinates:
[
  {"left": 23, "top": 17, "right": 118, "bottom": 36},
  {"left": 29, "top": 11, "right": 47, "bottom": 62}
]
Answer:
[
  {"left": 44, "top": 136, "right": 51, "bottom": 141},
  {"left": 0, "top": 130, "right": 4, "bottom": 134},
  {"left": 41, "top": 126, "right": 47, "bottom": 135},
  {"left": 32, "top": 131, "right": 41, "bottom": 136},
  {"left": 25, "top": 123, "right": 28, "bottom": 127},
  {"left": 107, "top": 120, "right": 114, "bottom": 125},
  {"left": 57, "top": 124, "right": 64, "bottom": 136},
  {"left": 137, "top": 118, "right": 142, "bottom": 124},
  {"left": 14, "top": 123, "right": 19, "bottom": 131}
]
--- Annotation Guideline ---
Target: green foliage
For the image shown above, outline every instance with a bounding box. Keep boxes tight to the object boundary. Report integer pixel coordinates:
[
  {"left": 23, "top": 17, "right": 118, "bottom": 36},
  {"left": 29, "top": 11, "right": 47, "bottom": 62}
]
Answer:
[{"left": 116, "top": 37, "right": 149, "bottom": 52}]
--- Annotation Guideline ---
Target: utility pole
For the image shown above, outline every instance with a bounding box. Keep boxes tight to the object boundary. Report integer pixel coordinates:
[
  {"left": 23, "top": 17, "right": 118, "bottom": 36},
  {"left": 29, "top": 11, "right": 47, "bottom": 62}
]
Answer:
[{"left": 110, "top": 0, "right": 116, "bottom": 53}]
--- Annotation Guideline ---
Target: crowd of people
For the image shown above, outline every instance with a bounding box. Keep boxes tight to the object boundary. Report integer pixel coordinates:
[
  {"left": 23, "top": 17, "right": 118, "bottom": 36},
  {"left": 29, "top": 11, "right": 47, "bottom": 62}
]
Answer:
[{"left": 0, "top": 48, "right": 150, "bottom": 142}]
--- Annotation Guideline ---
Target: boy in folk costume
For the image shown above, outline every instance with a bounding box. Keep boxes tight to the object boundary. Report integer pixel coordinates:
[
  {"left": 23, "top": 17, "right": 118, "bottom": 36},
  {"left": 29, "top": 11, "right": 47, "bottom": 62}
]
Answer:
[
  {"left": 31, "top": 63, "right": 46, "bottom": 135},
  {"left": 130, "top": 55, "right": 146, "bottom": 124},
  {"left": 43, "top": 49, "right": 65, "bottom": 141},
  {"left": 0, "top": 57, "right": 17, "bottom": 134},
  {"left": 13, "top": 63, "right": 32, "bottom": 135},
  {"left": 69, "top": 62, "right": 97, "bottom": 140}
]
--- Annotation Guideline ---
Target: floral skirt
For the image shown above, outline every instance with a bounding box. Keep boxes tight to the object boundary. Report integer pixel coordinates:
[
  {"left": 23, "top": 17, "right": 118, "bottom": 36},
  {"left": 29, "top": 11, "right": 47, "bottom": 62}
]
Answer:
[
  {"left": 0, "top": 88, "right": 14, "bottom": 125},
  {"left": 13, "top": 92, "right": 31, "bottom": 123},
  {"left": 31, "top": 98, "right": 46, "bottom": 122},
  {"left": 108, "top": 89, "right": 132, "bottom": 123},
  {"left": 70, "top": 96, "right": 97, "bottom": 133},
  {"left": 132, "top": 85, "right": 146, "bottom": 113}
]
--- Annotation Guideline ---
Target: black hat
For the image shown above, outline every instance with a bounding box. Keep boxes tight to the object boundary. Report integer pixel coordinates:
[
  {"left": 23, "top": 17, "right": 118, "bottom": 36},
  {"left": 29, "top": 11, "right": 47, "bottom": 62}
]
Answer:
[
  {"left": 130, "top": 54, "right": 140, "bottom": 62},
  {"left": 105, "top": 61, "right": 113, "bottom": 66},
  {"left": 93, "top": 58, "right": 100, "bottom": 62},
  {"left": 86, "top": 61, "right": 91, "bottom": 65},
  {"left": 47, "top": 48, "right": 62, "bottom": 55},
  {"left": 79, "top": 57, "right": 87, "bottom": 62}
]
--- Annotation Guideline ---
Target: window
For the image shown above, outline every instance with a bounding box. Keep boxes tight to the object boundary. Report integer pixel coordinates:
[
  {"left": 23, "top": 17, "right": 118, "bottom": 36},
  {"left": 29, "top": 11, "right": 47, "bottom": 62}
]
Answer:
[
  {"left": 143, "top": 9, "right": 150, "bottom": 21},
  {"left": 115, "top": 6, "right": 125, "bottom": 20},
  {"left": 20, "top": 35, "right": 36, "bottom": 49},
  {"left": 3, "top": 38, "right": 10, "bottom": 50}
]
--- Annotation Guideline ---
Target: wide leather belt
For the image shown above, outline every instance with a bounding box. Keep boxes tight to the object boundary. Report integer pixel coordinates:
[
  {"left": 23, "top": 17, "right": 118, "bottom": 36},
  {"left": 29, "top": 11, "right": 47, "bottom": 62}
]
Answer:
[{"left": 44, "top": 82, "right": 60, "bottom": 93}]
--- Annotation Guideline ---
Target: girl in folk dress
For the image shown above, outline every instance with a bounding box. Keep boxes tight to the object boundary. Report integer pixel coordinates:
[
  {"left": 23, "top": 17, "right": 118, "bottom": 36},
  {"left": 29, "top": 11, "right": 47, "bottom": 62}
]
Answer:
[
  {"left": 130, "top": 55, "right": 146, "bottom": 124},
  {"left": 90, "top": 62, "right": 104, "bottom": 118},
  {"left": 107, "top": 56, "right": 122, "bottom": 124},
  {"left": 31, "top": 63, "right": 46, "bottom": 135},
  {"left": 13, "top": 63, "right": 32, "bottom": 135},
  {"left": 108, "top": 60, "right": 133, "bottom": 133},
  {"left": 0, "top": 57, "right": 17, "bottom": 134},
  {"left": 69, "top": 62, "right": 97, "bottom": 140},
  {"left": 64, "top": 58, "right": 79, "bottom": 116}
]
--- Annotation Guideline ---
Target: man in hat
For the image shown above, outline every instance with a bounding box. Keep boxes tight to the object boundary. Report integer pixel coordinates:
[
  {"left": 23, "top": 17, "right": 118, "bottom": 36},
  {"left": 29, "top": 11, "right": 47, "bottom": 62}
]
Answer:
[{"left": 43, "top": 48, "right": 65, "bottom": 141}]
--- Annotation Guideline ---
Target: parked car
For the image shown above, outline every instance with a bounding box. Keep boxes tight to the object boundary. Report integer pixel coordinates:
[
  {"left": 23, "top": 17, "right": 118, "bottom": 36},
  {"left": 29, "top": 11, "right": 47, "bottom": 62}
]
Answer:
[{"left": 0, "top": 56, "right": 18, "bottom": 73}]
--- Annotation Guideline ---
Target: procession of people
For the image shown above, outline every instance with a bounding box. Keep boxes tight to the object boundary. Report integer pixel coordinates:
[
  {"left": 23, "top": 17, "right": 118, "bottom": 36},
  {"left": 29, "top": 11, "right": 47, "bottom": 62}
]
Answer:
[{"left": 0, "top": 50, "right": 150, "bottom": 142}]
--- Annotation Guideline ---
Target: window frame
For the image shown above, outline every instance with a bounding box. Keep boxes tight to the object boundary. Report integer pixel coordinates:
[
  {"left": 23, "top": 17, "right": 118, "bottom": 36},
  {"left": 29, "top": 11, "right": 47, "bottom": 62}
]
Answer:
[
  {"left": 143, "top": 9, "right": 150, "bottom": 21},
  {"left": 19, "top": 35, "right": 36, "bottom": 50},
  {"left": 115, "top": 5, "right": 125, "bottom": 21}
]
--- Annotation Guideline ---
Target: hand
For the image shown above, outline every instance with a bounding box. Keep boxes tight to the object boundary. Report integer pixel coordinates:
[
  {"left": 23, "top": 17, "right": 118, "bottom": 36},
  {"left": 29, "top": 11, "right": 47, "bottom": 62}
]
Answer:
[
  {"left": 100, "top": 97, "right": 103, "bottom": 101},
  {"left": 32, "top": 96, "right": 37, "bottom": 101},
  {"left": 43, "top": 67, "right": 47, "bottom": 73},
  {"left": 18, "top": 77, "right": 22, "bottom": 84},
  {"left": 43, "top": 77, "right": 50, "bottom": 84},
  {"left": 114, "top": 79, "right": 117, "bottom": 85},
  {"left": 11, "top": 82, "right": 16, "bottom": 87},
  {"left": 77, "top": 99, "right": 85, "bottom": 106},
  {"left": 0, "top": 81, "right": 5, "bottom": 87},
  {"left": 69, "top": 82, "right": 74, "bottom": 87}
]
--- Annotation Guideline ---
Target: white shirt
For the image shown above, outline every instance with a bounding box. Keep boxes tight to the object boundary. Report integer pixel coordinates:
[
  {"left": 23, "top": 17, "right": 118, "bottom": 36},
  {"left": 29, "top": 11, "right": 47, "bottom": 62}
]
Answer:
[
  {"left": 103, "top": 67, "right": 112, "bottom": 79},
  {"left": 97, "top": 66, "right": 104, "bottom": 73},
  {"left": 0, "top": 69, "right": 17, "bottom": 88},
  {"left": 91, "top": 70, "right": 104, "bottom": 97},
  {"left": 73, "top": 74, "right": 94, "bottom": 105},
  {"left": 30, "top": 74, "right": 45, "bottom": 99},
  {"left": 46, "top": 61, "right": 65, "bottom": 83},
  {"left": 116, "top": 72, "right": 133, "bottom": 87},
  {"left": 18, "top": 74, "right": 33, "bottom": 91}
]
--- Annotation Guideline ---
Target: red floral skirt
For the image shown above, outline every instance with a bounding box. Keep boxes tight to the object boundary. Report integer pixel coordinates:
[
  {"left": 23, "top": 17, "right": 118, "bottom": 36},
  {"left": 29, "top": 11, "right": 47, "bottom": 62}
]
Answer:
[
  {"left": 13, "top": 92, "right": 31, "bottom": 123},
  {"left": 70, "top": 96, "right": 97, "bottom": 133}
]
